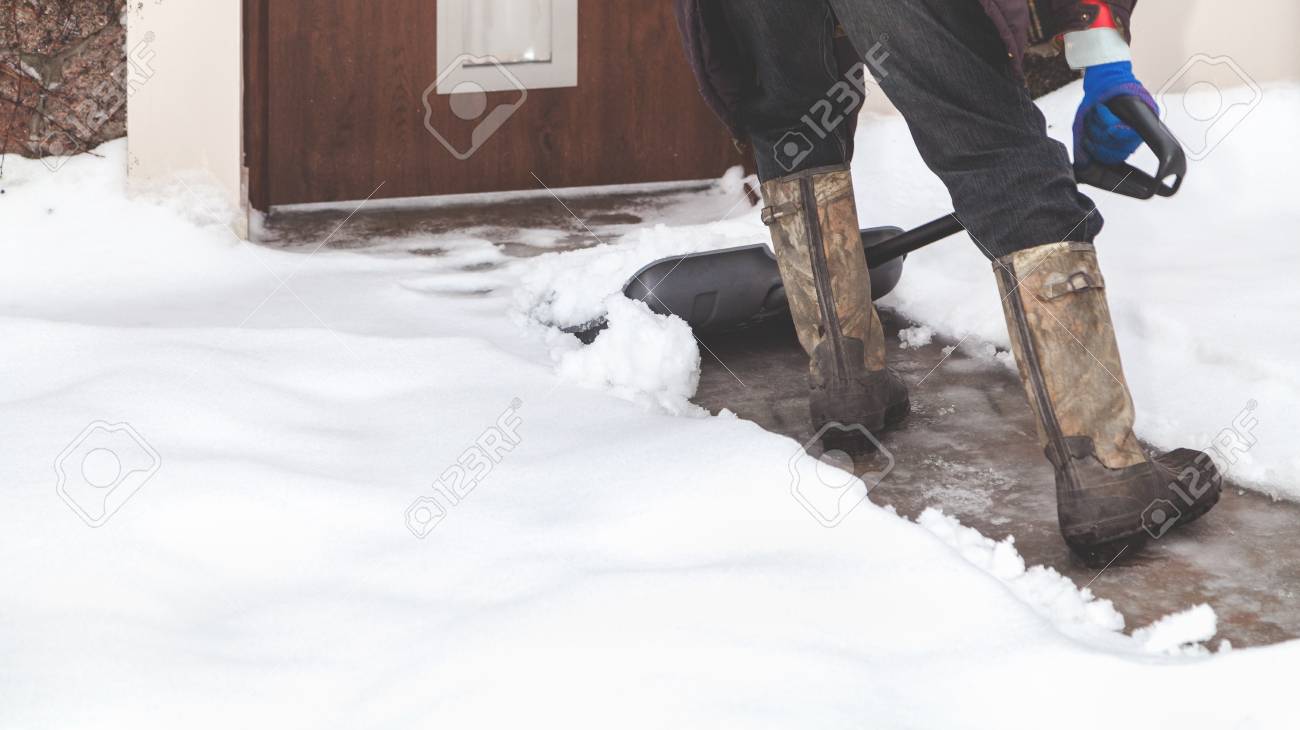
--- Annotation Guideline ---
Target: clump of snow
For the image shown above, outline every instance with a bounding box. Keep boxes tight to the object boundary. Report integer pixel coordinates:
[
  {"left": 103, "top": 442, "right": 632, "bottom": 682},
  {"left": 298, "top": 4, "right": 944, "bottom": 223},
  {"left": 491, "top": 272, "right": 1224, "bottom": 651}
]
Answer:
[
  {"left": 511, "top": 168, "right": 763, "bottom": 332},
  {"left": 551, "top": 295, "right": 703, "bottom": 415},
  {"left": 1133, "top": 604, "right": 1218, "bottom": 656},
  {"left": 716, "top": 164, "right": 749, "bottom": 196},
  {"left": 897, "top": 325, "right": 934, "bottom": 349},
  {"left": 514, "top": 218, "right": 764, "bottom": 330},
  {"left": 960, "top": 340, "right": 1013, "bottom": 365}
]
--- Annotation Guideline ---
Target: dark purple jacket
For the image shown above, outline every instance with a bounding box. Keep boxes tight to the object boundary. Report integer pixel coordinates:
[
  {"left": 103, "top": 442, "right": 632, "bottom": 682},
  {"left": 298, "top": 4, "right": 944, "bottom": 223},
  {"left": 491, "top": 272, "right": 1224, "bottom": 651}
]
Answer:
[{"left": 674, "top": 0, "right": 1136, "bottom": 139}]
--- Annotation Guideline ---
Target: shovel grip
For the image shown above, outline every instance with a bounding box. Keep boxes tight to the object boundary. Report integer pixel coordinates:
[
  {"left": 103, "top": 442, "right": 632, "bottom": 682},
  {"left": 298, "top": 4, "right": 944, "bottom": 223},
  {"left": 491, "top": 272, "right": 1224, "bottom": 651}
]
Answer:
[{"left": 1073, "top": 95, "right": 1187, "bottom": 200}]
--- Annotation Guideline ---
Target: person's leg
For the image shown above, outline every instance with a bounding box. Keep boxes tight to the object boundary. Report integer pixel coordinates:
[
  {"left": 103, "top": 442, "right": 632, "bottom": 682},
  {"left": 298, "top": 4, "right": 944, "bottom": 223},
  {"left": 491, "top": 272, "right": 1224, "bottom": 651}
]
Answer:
[
  {"left": 825, "top": 0, "right": 1219, "bottom": 559},
  {"left": 720, "top": 0, "right": 852, "bottom": 181},
  {"left": 722, "top": 0, "right": 909, "bottom": 446},
  {"left": 826, "top": 0, "right": 1100, "bottom": 257}
]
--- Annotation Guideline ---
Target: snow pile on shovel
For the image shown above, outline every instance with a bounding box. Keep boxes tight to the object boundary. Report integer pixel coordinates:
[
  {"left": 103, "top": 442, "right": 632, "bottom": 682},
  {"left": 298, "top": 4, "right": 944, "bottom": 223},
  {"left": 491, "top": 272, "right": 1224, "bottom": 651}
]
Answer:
[
  {"left": 548, "top": 295, "right": 703, "bottom": 416},
  {"left": 514, "top": 165, "right": 764, "bottom": 331},
  {"left": 515, "top": 216, "right": 764, "bottom": 331}
]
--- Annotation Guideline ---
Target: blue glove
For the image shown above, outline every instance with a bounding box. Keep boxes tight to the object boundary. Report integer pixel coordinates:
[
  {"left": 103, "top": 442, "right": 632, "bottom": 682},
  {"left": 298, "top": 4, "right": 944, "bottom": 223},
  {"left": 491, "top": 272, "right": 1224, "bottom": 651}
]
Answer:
[{"left": 1073, "top": 61, "right": 1159, "bottom": 168}]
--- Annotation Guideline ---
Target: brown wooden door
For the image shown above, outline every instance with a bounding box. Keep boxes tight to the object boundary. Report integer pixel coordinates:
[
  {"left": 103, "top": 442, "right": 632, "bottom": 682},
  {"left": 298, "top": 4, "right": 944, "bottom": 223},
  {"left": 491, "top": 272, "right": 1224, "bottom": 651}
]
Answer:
[{"left": 244, "top": 0, "right": 747, "bottom": 208}]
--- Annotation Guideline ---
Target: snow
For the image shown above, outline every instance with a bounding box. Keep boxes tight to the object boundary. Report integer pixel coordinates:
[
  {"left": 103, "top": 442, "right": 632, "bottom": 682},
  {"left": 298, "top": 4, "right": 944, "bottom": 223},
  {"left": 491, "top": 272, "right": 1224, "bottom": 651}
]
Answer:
[
  {"left": 919, "top": 508, "right": 1127, "bottom": 642},
  {"left": 2, "top": 83, "right": 1300, "bottom": 728},
  {"left": 548, "top": 295, "right": 703, "bottom": 416},
  {"left": 919, "top": 508, "right": 1219, "bottom": 657},
  {"left": 1132, "top": 604, "right": 1219, "bottom": 655},
  {"left": 516, "top": 219, "right": 765, "bottom": 331},
  {"left": 897, "top": 325, "right": 935, "bottom": 349}
]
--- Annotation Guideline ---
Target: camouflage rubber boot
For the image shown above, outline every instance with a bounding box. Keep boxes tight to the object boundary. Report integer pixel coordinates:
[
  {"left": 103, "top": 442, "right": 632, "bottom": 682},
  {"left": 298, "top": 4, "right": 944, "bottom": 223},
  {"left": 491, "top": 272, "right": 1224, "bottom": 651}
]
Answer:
[
  {"left": 761, "top": 165, "right": 909, "bottom": 452},
  {"left": 995, "top": 242, "right": 1221, "bottom": 565}
]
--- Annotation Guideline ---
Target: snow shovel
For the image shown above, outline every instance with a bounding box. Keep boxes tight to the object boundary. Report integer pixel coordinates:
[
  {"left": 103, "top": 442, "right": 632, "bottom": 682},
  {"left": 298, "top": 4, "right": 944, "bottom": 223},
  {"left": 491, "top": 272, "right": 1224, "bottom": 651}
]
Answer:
[{"left": 570, "top": 96, "right": 1184, "bottom": 342}]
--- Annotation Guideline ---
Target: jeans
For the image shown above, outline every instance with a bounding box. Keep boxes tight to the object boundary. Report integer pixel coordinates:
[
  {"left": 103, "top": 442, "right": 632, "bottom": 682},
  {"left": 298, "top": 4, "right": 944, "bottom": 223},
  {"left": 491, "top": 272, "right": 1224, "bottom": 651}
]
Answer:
[{"left": 722, "top": 0, "right": 1102, "bottom": 257}]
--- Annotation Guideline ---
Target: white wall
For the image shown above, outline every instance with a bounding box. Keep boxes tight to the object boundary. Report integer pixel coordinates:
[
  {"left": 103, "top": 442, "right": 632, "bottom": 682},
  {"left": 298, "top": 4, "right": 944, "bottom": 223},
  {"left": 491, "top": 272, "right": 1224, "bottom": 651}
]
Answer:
[
  {"left": 1132, "top": 0, "right": 1300, "bottom": 88},
  {"left": 862, "top": 0, "right": 1300, "bottom": 115},
  {"left": 125, "top": 0, "right": 245, "bottom": 237}
]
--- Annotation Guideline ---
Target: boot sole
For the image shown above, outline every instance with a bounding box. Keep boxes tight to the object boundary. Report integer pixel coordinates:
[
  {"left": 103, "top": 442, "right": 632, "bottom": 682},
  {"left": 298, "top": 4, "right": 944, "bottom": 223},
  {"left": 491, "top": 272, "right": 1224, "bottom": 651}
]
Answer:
[
  {"left": 1067, "top": 532, "right": 1148, "bottom": 569},
  {"left": 1155, "top": 448, "right": 1223, "bottom": 527},
  {"left": 1062, "top": 485, "right": 1222, "bottom": 567},
  {"left": 819, "top": 428, "right": 879, "bottom": 455},
  {"left": 884, "top": 397, "right": 911, "bottom": 429},
  {"left": 815, "top": 395, "right": 910, "bottom": 455},
  {"left": 1059, "top": 445, "right": 1225, "bottom": 564}
]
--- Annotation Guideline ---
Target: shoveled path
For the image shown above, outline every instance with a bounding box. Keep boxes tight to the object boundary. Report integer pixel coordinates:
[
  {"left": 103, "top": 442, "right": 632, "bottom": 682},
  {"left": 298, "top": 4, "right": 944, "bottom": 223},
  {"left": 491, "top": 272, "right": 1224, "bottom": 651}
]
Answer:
[
  {"left": 260, "top": 182, "right": 1299, "bottom": 649},
  {"left": 692, "top": 312, "right": 1298, "bottom": 649}
]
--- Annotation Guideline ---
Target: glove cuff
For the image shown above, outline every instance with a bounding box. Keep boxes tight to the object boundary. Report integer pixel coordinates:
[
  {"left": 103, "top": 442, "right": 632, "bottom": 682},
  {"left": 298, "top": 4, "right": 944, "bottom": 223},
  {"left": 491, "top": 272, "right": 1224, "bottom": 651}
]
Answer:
[{"left": 1064, "top": 27, "right": 1131, "bottom": 69}]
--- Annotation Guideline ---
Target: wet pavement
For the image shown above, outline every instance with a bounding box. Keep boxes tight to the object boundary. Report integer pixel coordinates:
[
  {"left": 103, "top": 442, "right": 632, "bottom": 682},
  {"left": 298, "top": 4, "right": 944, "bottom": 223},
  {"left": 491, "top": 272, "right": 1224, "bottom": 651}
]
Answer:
[
  {"left": 257, "top": 181, "right": 727, "bottom": 256},
  {"left": 692, "top": 313, "right": 1299, "bottom": 649},
  {"left": 262, "top": 184, "right": 1299, "bottom": 649}
]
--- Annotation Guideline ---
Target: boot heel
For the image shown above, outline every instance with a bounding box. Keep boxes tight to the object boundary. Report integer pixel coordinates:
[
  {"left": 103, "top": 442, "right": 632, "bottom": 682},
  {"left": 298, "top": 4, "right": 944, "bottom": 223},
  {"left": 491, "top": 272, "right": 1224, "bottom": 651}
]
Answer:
[
  {"left": 884, "top": 396, "right": 911, "bottom": 428},
  {"left": 818, "top": 426, "right": 880, "bottom": 455},
  {"left": 1066, "top": 532, "right": 1147, "bottom": 569}
]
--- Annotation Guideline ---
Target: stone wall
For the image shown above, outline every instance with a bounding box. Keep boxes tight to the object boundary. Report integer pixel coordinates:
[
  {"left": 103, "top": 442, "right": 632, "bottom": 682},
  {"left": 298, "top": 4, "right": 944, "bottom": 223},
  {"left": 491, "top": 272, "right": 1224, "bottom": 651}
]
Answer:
[{"left": 0, "top": 0, "right": 129, "bottom": 163}]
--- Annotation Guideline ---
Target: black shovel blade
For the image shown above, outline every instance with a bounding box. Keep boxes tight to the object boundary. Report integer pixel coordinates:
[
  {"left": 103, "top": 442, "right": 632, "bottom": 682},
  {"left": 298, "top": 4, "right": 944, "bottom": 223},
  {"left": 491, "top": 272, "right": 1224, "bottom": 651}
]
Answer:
[{"left": 621, "top": 226, "right": 906, "bottom": 334}]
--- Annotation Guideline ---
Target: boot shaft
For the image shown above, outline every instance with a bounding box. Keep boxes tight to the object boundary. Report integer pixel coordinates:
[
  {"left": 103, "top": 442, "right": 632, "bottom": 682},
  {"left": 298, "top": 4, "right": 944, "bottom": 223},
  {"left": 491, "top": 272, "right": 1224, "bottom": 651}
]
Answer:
[
  {"left": 760, "top": 165, "right": 886, "bottom": 380},
  {"left": 994, "top": 241, "right": 1146, "bottom": 471}
]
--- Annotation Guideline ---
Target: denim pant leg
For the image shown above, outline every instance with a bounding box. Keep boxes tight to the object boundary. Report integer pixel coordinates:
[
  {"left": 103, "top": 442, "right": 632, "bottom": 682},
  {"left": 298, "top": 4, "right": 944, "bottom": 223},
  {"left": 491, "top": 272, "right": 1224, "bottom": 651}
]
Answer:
[
  {"left": 826, "top": 0, "right": 1102, "bottom": 257},
  {"left": 720, "top": 0, "right": 851, "bottom": 182}
]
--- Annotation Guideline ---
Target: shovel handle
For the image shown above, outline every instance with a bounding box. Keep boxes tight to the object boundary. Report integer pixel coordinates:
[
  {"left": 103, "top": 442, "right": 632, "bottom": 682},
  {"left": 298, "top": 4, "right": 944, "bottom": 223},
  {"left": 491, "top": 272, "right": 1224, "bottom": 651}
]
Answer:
[
  {"left": 1073, "top": 95, "right": 1187, "bottom": 200},
  {"left": 583, "top": 95, "right": 1194, "bottom": 343},
  {"left": 864, "top": 215, "right": 965, "bottom": 269},
  {"left": 866, "top": 97, "right": 1189, "bottom": 267}
]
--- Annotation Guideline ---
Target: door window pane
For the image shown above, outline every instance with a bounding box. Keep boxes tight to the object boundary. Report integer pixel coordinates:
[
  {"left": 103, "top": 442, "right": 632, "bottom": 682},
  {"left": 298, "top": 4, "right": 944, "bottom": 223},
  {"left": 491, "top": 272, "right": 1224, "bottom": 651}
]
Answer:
[{"left": 463, "top": 0, "right": 553, "bottom": 65}]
